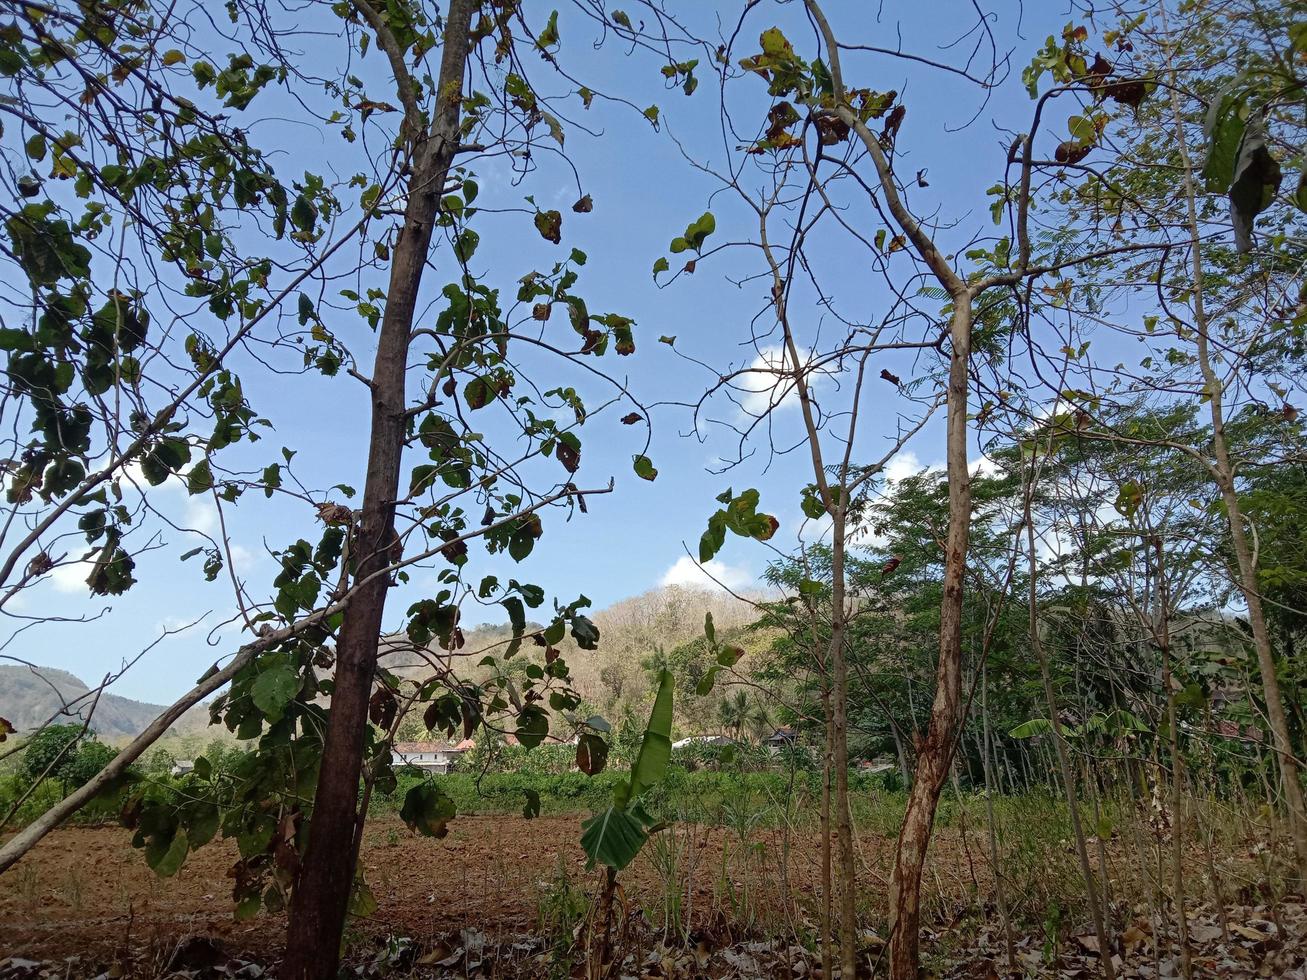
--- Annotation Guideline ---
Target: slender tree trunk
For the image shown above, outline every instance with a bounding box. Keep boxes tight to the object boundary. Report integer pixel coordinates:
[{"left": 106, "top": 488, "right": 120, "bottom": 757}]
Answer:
[
  {"left": 821, "top": 685, "right": 834, "bottom": 980},
  {"left": 981, "top": 665, "right": 1018, "bottom": 974},
  {"left": 891, "top": 724, "right": 914, "bottom": 791},
  {"left": 590, "top": 866, "right": 619, "bottom": 979},
  {"left": 1025, "top": 480, "right": 1115, "bottom": 979},
  {"left": 830, "top": 523, "right": 858, "bottom": 978},
  {"left": 887, "top": 294, "right": 973, "bottom": 980},
  {"left": 282, "top": 6, "right": 474, "bottom": 976},
  {"left": 1160, "top": 26, "right": 1307, "bottom": 883},
  {"left": 1153, "top": 539, "right": 1192, "bottom": 979}
]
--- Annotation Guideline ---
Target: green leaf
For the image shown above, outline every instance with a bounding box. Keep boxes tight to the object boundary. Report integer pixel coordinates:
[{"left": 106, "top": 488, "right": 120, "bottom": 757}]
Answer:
[
  {"left": 187, "top": 805, "right": 220, "bottom": 848},
  {"left": 186, "top": 459, "right": 214, "bottom": 495},
  {"left": 1008, "top": 718, "right": 1054, "bottom": 739},
  {"left": 760, "top": 26, "right": 793, "bottom": 57},
  {"left": 250, "top": 665, "right": 299, "bottom": 722},
  {"left": 570, "top": 614, "right": 599, "bottom": 650},
  {"left": 522, "top": 788, "right": 541, "bottom": 819},
  {"left": 454, "top": 228, "right": 479, "bottom": 263},
  {"left": 695, "top": 666, "right": 721, "bottom": 696},
  {"left": 652, "top": 256, "right": 669, "bottom": 277},
  {"left": 290, "top": 195, "right": 316, "bottom": 233},
  {"left": 541, "top": 110, "right": 565, "bottom": 146},
  {"left": 463, "top": 375, "right": 498, "bottom": 410},
  {"left": 534, "top": 209, "right": 562, "bottom": 244},
  {"left": 1067, "top": 114, "right": 1096, "bottom": 143},
  {"left": 400, "top": 783, "right": 456, "bottom": 837},
  {"left": 628, "top": 669, "right": 673, "bottom": 801},
  {"left": 349, "top": 879, "right": 378, "bottom": 918},
  {"left": 150, "top": 829, "right": 189, "bottom": 878},
  {"left": 537, "top": 10, "right": 560, "bottom": 49},
  {"left": 1228, "top": 114, "right": 1282, "bottom": 253},
  {"left": 580, "top": 805, "right": 648, "bottom": 871},
  {"left": 704, "top": 611, "right": 715, "bottom": 644},
  {"left": 1114, "top": 480, "right": 1143, "bottom": 518},
  {"left": 673, "top": 212, "right": 715, "bottom": 253},
  {"left": 633, "top": 455, "right": 657, "bottom": 481},
  {"left": 1201, "top": 85, "right": 1245, "bottom": 193},
  {"left": 516, "top": 706, "right": 549, "bottom": 749}
]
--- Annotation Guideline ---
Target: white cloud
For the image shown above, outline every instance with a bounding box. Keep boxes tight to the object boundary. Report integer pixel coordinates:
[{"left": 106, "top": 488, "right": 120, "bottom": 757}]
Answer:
[
  {"left": 883, "top": 450, "right": 933, "bottom": 485},
  {"left": 50, "top": 556, "right": 93, "bottom": 594},
  {"left": 181, "top": 496, "right": 220, "bottom": 536},
  {"left": 972, "top": 453, "right": 1001, "bottom": 478},
  {"left": 737, "top": 346, "right": 792, "bottom": 415},
  {"left": 229, "top": 543, "right": 259, "bottom": 572},
  {"left": 660, "top": 555, "right": 753, "bottom": 592},
  {"left": 735, "top": 345, "right": 835, "bottom": 416}
]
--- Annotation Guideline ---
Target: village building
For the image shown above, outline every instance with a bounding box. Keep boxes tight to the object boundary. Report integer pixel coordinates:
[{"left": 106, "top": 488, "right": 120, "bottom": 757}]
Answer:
[{"left": 390, "top": 739, "right": 475, "bottom": 774}]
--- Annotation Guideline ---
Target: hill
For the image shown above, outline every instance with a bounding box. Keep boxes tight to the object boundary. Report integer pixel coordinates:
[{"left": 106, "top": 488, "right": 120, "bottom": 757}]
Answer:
[
  {"left": 0, "top": 665, "right": 181, "bottom": 740},
  {"left": 1, "top": 585, "right": 768, "bottom": 743}
]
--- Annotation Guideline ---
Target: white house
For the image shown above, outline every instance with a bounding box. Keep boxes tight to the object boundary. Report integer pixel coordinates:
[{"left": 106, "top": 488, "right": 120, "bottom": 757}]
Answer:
[
  {"left": 391, "top": 739, "right": 474, "bottom": 774},
  {"left": 764, "top": 726, "right": 798, "bottom": 753},
  {"left": 672, "top": 735, "right": 736, "bottom": 750}
]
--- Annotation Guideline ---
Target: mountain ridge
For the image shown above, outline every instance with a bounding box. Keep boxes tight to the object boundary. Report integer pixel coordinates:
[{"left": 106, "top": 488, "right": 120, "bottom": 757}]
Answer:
[{"left": 1, "top": 585, "right": 764, "bottom": 741}]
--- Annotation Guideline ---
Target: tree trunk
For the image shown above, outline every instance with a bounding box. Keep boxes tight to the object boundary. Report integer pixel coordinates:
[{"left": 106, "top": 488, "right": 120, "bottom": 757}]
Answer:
[
  {"left": 821, "top": 684, "right": 834, "bottom": 980},
  {"left": 1159, "top": 59, "right": 1307, "bottom": 884},
  {"left": 281, "top": 5, "right": 474, "bottom": 976},
  {"left": 830, "top": 512, "right": 858, "bottom": 978},
  {"left": 891, "top": 723, "right": 913, "bottom": 791},
  {"left": 1154, "top": 538, "right": 1192, "bottom": 979},
  {"left": 888, "top": 294, "right": 972, "bottom": 980},
  {"left": 980, "top": 665, "right": 1017, "bottom": 974},
  {"left": 1025, "top": 483, "right": 1115, "bottom": 979}
]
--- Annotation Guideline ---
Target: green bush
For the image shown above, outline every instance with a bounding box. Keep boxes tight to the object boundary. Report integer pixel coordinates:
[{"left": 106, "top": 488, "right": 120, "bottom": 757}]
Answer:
[{"left": 365, "top": 763, "right": 903, "bottom": 825}]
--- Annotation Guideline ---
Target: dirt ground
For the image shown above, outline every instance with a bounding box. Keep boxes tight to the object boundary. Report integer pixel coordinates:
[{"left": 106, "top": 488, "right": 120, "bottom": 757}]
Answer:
[
  {"left": 4, "top": 816, "right": 1307, "bottom": 978},
  {"left": 0, "top": 815, "right": 863, "bottom": 965}
]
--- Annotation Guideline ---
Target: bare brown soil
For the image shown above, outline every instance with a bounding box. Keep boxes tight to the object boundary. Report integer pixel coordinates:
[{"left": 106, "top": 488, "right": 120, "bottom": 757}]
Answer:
[
  {"left": 0, "top": 815, "right": 867, "bottom": 964},
  {"left": 3, "top": 816, "right": 1305, "bottom": 978}
]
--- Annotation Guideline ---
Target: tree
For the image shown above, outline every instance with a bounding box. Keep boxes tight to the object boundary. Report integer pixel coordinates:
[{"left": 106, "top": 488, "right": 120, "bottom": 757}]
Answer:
[
  {"left": 19, "top": 724, "right": 115, "bottom": 791},
  {"left": 1016, "top": 0, "right": 1307, "bottom": 882},
  {"left": 0, "top": 3, "right": 654, "bottom": 976},
  {"left": 20, "top": 725, "right": 84, "bottom": 786},
  {"left": 61, "top": 740, "right": 117, "bottom": 789},
  {"left": 647, "top": 1, "right": 1162, "bottom": 971},
  {"left": 717, "top": 689, "right": 769, "bottom": 742}
]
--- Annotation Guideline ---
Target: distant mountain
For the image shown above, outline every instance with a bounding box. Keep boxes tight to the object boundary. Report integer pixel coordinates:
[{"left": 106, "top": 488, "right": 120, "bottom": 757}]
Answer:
[
  {"left": 0, "top": 585, "right": 765, "bottom": 741},
  {"left": 0, "top": 665, "right": 183, "bottom": 740}
]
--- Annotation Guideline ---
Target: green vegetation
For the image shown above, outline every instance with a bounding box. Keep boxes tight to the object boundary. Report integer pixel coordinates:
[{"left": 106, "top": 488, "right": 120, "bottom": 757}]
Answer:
[{"left": 1, "top": 1, "right": 1304, "bottom": 977}]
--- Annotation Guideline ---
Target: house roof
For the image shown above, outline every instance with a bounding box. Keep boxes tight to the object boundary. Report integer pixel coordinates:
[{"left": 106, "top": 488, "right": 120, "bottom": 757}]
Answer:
[
  {"left": 672, "top": 735, "right": 736, "bottom": 749},
  {"left": 393, "top": 740, "right": 467, "bottom": 754}
]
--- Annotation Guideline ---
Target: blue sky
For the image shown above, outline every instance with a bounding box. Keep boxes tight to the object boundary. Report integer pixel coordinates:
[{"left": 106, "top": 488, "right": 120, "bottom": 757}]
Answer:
[{"left": 5, "top": 0, "right": 1075, "bottom": 702}]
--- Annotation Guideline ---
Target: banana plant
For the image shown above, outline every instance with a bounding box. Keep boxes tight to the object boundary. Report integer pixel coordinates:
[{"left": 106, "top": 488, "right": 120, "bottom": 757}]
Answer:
[
  {"left": 580, "top": 668, "right": 673, "bottom": 872},
  {"left": 1009, "top": 708, "right": 1150, "bottom": 740}
]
